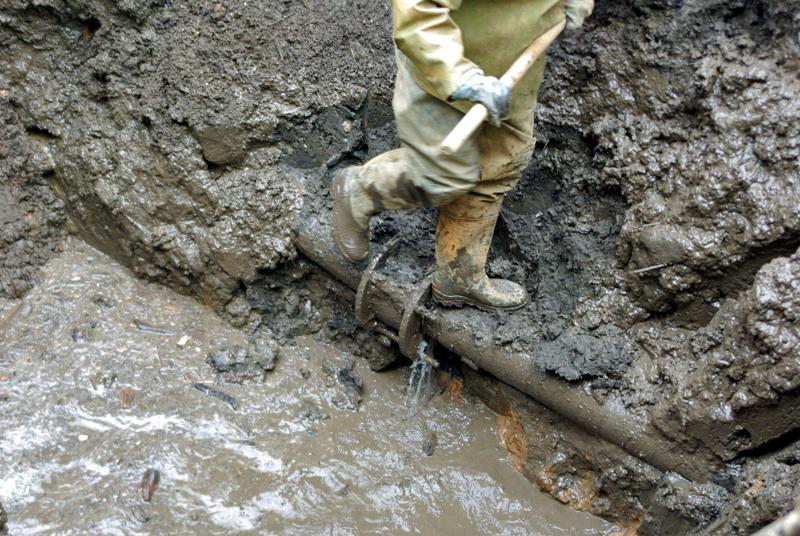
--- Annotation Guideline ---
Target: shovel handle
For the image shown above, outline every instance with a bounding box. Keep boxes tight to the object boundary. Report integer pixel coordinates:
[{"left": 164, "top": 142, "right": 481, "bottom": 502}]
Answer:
[{"left": 440, "top": 18, "right": 567, "bottom": 156}]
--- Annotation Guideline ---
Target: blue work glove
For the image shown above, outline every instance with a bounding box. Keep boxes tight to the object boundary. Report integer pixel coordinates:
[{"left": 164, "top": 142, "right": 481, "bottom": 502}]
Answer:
[
  {"left": 565, "top": 0, "right": 594, "bottom": 35},
  {"left": 448, "top": 70, "right": 511, "bottom": 127}
]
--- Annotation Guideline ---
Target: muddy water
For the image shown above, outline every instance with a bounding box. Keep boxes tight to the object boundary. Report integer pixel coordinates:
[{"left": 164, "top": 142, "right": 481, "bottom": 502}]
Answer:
[{"left": 0, "top": 240, "right": 616, "bottom": 535}]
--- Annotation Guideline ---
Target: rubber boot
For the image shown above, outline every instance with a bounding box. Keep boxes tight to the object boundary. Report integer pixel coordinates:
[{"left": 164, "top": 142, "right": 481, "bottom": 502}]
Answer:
[
  {"left": 330, "top": 167, "right": 378, "bottom": 263},
  {"left": 432, "top": 194, "right": 528, "bottom": 312}
]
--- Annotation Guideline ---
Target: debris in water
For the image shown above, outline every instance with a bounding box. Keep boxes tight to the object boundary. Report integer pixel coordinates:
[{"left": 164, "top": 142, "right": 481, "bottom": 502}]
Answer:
[
  {"left": 133, "top": 320, "right": 174, "bottom": 336},
  {"left": 140, "top": 468, "right": 160, "bottom": 502},
  {"left": 91, "top": 294, "right": 115, "bottom": 308},
  {"left": 71, "top": 327, "right": 88, "bottom": 343},
  {"left": 120, "top": 386, "right": 136, "bottom": 408},
  {"left": 0, "top": 500, "right": 7, "bottom": 531},
  {"left": 423, "top": 429, "right": 438, "bottom": 456},
  {"left": 90, "top": 372, "right": 117, "bottom": 394},
  {"left": 131, "top": 504, "right": 151, "bottom": 523},
  {"left": 177, "top": 335, "right": 190, "bottom": 347},
  {"left": 334, "top": 364, "right": 364, "bottom": 410},
  {"left": 193, "top": 383, "right": 238, "bottom": 410}
]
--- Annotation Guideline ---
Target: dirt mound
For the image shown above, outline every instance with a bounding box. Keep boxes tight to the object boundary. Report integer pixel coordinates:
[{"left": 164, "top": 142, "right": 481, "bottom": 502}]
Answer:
[{"left": 0, "top": 0, "right": 395, "bottom": 305}]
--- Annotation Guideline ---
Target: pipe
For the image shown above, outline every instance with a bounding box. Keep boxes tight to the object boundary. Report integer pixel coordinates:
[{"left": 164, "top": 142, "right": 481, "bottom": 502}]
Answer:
[
  {"left": 752, "top": 509, "right": 800, "bottom": 536},
  {"left": 293, "top": 219, "right": 719, "bottom": 483}
]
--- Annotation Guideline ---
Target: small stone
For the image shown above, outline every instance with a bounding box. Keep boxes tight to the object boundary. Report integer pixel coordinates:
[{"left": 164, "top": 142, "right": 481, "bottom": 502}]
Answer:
[
  {"left": 247, "top": 336, "right": 278, "bottom": 372},
  {"left": 331, "top": 365, "right": 363, "bottom": 411},
  {"left": 423, "top": 429, "right": 438, "bottom": 456},
  {"left": 207, "top": 345, "right": 248, "bottom": 373},
  {"left": 177, "top": 335, "right": 190, "bottom": 347},
  {"left": 206, "top": 338, "right": 278, "bottom": 381},
  {"left": 141, "top": 468, "right": 160, "bottom": 502},
  {"left": 78, "top": 434, "right": 88, "bottom": 441},
  {"left": 92, "top": 294, "right": 115, "bottom": 308}
]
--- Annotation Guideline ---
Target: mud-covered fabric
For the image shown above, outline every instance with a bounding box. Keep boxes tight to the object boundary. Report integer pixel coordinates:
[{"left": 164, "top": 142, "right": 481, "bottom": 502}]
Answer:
[
  {"left": 393, "top": 0, "right": 478, "bottom": 99},
  {"left": 352, "top": 58, "right": 540, "bottom": 210},
  {"left": 564, "top": 0, "right": 594, "bottom": 34},
  {"left": 395, "top": 0, "right": 564, "bottom": 114},
  {"left": 433, "top": 193, "right": 529, "bottom": 310}
]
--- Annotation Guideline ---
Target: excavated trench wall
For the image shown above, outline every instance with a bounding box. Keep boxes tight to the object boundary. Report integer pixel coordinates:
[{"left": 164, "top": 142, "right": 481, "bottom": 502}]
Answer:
[{"left": 1, "top": 0, "right": 799, "bottom": 533}]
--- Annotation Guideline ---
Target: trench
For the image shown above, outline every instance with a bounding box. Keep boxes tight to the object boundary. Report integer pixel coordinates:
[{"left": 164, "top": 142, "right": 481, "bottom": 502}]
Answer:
[
  {"left": 293, "top": 212, "right": 716, "bottom": 485},
  {"left": 0, "top": 239, "right": 619, "bottom": 535}
]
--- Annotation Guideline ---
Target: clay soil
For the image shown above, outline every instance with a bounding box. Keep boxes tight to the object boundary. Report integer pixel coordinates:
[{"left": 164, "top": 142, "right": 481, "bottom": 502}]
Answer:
[{"left": 1, "top": 0, "right": 799, "bottom": 534}]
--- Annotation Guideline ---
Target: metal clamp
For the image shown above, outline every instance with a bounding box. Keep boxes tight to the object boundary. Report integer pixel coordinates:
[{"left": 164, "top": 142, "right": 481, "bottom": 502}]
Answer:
[
  {"left": 398, "top": 273, "right": 432, "bottom": 360},
  {"left": 353, "top": 236, "right": 434, "bottom": 361},
  {"left": 355, "top": 236, "right": 401, "bottom": 327}
]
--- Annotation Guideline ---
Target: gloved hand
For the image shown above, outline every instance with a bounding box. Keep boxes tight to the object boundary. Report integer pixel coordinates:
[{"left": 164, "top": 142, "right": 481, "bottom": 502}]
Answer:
[
  {"left": 565, "top": 0, "right": 594, "bottom": 35},
  {"left": 448, "top": 70, "right": 511, "bottom": 127}
]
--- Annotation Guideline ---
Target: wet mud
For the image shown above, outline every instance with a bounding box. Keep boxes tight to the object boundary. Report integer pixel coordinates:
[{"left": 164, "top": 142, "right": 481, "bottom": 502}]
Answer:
[
  {"left": 0, "top": 240, "right": 615, "bottom": 535},
  {"left": 0, "top": 96, "right": 65, "bottom": 299},
  {"left": 1, "top": 0, "right": 799, "bottom": 533}
]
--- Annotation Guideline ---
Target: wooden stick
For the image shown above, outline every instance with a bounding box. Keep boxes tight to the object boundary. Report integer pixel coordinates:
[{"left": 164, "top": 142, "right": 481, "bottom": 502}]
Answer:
[{"left": 440, "top": 18, "right": 567, "bottom": 156}]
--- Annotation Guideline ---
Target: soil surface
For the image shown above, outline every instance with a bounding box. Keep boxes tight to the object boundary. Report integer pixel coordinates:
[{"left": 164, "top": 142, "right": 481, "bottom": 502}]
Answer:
[
  {"left": 0, "top": 240, "right": 616, "bottom": 535},
  {"left": 1, "top": 0, "right": 799, "bottom": 533}
]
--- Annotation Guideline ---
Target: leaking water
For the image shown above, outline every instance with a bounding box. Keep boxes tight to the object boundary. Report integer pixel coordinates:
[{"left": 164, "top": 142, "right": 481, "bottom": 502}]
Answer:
[
  {"left": 0, "top": 240, "right": 618, "bottom": 535},
  {"left": 405, "top": 339, "right": 437, "bottom": 411}
]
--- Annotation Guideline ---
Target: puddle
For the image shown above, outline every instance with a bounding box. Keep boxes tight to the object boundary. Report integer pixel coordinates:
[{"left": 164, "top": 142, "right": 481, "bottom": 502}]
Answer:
[{"left": 0, "top": 240, "right": 616, "bottom": 535}]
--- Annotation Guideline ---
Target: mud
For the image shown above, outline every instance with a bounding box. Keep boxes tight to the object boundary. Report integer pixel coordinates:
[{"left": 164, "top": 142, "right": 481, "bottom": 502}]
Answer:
[
  {"left": 0, "top": 0, "right": 394, "bottom": 306},
  {"left": 0, "top": 240, "right": 616, "bottom": 534},
  {"left": 0, "top": 93, "right": 65, "bottom": 299},
  {"left": 1, "top": 0, "right": 799, "bottom": 533},
  {"left": 702, "top": 440, "right": 800, "bottom": 536}
]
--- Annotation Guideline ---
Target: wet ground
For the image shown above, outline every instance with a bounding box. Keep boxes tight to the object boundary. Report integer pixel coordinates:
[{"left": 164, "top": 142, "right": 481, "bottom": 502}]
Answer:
[{"left": 0, "top": 240, "right": 616, "bottom": 535}]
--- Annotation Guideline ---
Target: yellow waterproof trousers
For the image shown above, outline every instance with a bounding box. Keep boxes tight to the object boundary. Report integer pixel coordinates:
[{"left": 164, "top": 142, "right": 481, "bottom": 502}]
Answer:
[{"left": 351, "top": 53, "right": 546, "bottom": 212}]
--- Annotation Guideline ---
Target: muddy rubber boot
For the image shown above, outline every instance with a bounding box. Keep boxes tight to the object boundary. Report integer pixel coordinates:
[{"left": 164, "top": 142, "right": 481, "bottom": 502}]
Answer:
[
  {"left": 432, "top": 195, "right": 528, "bottom": 312},
  {"left": 330, "top": 167, "right": 375, "bottom": 264}
]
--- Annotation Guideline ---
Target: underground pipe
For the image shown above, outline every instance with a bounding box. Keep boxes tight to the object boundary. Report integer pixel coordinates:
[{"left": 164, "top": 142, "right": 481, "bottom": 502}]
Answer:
[{"left": 293, "top": 217, "right": 721, "bottom": 483}]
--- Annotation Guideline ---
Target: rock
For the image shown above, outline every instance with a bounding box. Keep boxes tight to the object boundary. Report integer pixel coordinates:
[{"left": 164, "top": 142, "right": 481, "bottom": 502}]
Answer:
[
  {"left": 247, "top": 336, "right": 279, "bottom": 372},
  {"left": 422, "top": 429, "right": 437, "bottom": 457},
  {"left": 140, "top": 468, "right": 160, "bottom": 502},
  {"left": 207, "top": 345, "right": 249, "bottom": 373},
  {"left": 323, "top": 360, "right": 363, "bottom": 411},
  {"left": 206, "top": 336, "right": 278, "bottom": 382}
]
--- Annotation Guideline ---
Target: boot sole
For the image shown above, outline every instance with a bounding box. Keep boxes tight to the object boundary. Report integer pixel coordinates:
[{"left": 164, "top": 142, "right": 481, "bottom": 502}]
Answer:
[
  {"left": 431, "top": 286, "right": 528, "bottom": 313},
  {"left": 330, "top": 173, "right": 368, "bottom": 264}
]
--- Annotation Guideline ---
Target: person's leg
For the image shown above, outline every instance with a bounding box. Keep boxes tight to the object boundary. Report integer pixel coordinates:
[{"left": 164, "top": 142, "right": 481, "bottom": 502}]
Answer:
[
  {"left": 432, "top": 107, "right": 537, "bottom": 310},
  {"left": 331, "top": 58, "right": 481, "bottom": 263}
]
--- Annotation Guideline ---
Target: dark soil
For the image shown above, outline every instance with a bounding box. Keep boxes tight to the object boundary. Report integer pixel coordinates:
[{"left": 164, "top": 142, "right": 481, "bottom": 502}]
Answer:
[
  {"left": 1, "top": 0, "right": 799, "bottom": 534},
  {"left": 0, "top": 96, "right": 65, "bottom": 298}
]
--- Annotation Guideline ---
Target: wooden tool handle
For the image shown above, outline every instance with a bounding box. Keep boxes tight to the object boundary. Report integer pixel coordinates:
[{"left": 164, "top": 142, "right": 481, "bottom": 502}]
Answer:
[{"left": 440, "top": 18, "right": 567, "bottom": 156}]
